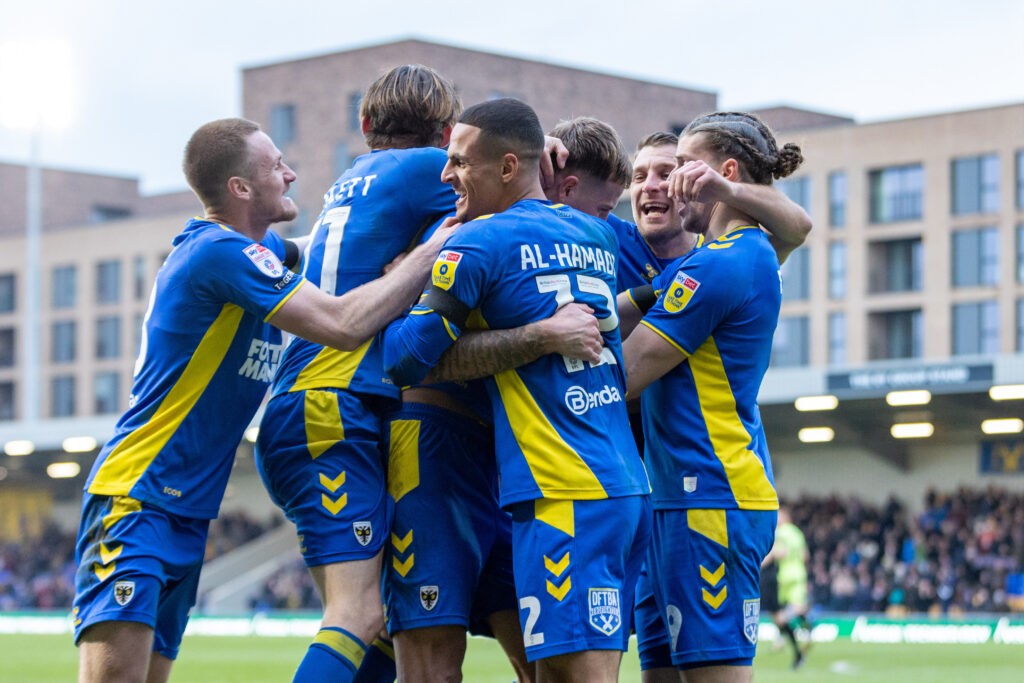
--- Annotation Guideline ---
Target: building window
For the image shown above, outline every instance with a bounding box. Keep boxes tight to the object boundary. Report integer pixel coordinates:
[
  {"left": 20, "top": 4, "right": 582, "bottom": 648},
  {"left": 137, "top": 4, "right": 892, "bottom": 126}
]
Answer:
[
  {"left": 96, "top": 260, "right": 121, "bottom": 304},
  {"left": 0, "top": 382, "right": 14, "bottom": 420},
  {"left": 781, "top": 247, "right": 809, "bottom": 302},
  {"left": 96, "top": 316, "right": 121, "bottom": 359},
  {"left": 269, "top": 103, "right": 296, "bottom": 145},
  {"left": 868, "top": 238, "right": 922, "bottom": 293},
  {"left": 89, "top": 205, "right": 132, "bottom": 223},
  {"left": 828, "top": 312, "right": 846, "bottom": 366},
  {"left": 348, "top": 92, "right": 362, "bottom": 132},
  {"left": 50, "top": 376, "right": 75, "bottom": 418},
  {"left": 953, "top": 300, "right": 999, "bottom": 355},
  {"left": 829, "top": 241, "right": 846, "bottom": 299},
  {"left": 133, "top": 255, "right": 148, "bottom": 300},
  {"left": 952, "top": 153, "right": 1000, "bottom": 215},
  {"left": 771, "top": 316, "right": 809, "bottom": 368},
  {"left": 1016, "top": 150, "right": 1024, "bottom": 210},
  {"left": 133, "top": 313, "right": 145, "bottom": 359},
  {"left": 869, "top": 164, "right": 924, "bottom": 223},
  {"left": 0, "top": 328, "right": 14, "bottom": 367},
  {"left": 333, "top": 142, "right": 351, "bottom": 179},
  {"left": 868, "top": 309, "right": 922, "bottom": 360},
  {"left": 777, "top": 177, "right": 811, "bottom": 213},
  {"left": 952, "top": 226, "right": 999, "bottom": 287},
  {"left": 1017, "top": 224, "right": 1024, "bottom": 284},
  {"left": 94, "top": 371, "right": 121, "bottom": 415},
  {"left": 0, "top": 274, "right": 15, "bottom": 313},
  {"left": 51, "top": 321, "right": 76, "bottom": 363},
  {"left": 52, "top": 265, "right": 76, "bottom": 309},
  {"left": 1018, "top": 298, "right": 1024, "bottom": 352},
  {"left": 828, "top": 171, "right": 846, "bottom": 228}
]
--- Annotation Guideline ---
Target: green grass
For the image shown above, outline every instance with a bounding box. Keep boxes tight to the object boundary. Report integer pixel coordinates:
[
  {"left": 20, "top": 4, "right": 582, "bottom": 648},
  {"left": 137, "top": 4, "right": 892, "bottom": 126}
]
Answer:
[{"left": 4, "top": 633, "right": 1024, "bottom": 681}]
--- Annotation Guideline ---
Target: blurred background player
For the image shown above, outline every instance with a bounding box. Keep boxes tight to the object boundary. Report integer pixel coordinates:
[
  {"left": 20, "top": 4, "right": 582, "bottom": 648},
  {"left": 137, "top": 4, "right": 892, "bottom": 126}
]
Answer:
[
  {"left": 623, "top": 111, "right": 806, "bottom": 683},
  {"left": 763, "top": 504, "right": 813, "bottom": 669}
]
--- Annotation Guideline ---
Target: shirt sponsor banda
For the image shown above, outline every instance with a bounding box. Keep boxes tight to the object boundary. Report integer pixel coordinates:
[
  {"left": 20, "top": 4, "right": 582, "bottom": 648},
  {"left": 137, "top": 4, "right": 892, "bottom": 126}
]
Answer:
[
  {"left": 588, "top": 587, "right": 622, "bottom": 635},
  {"left": 564, "top": 385, "right": 622, "bottom": 416},
  {"left": 743, "top": 598, "right": 760, "bottom": 644},
  {"left": 431, "top": 251, "right": 462, "bottom": 290},
  {"left": 243, "top": 243, "right": 285, "bottom": 278},
  {"left": 662, "top": 271, "right": 700, "bottom": 313}
]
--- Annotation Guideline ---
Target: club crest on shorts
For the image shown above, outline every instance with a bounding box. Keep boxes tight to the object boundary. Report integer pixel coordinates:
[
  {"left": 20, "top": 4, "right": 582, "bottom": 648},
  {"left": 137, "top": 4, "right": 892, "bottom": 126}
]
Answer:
[
  {"left": 352, "top": 521, "right": 373, "bottom": 546},
  {"left": 588, "top": 587, "right": 622, "bottom": 636},
  {"left": 743, "top": 598, "right": 760, "bottom": 645},
  {"left": 419, "top": 585, "right": 439, "bottom": 611},
  {"left": 113, "top": 580, "right": 136, "bottom": 607}
]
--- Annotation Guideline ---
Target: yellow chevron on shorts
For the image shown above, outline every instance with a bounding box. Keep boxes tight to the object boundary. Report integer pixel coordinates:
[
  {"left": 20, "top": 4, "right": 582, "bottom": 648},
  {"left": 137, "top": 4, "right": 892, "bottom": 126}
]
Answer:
[
  {"left": 319, "top": 471, "right": 346, "bottom": 492},
  {"left": 699, "top": 562, "right": 726, "bottom": 587},
  {"left": 321, "top": 492, "right": 348, "bottom": 515},
  {"left": 544, "top": 552, "right": 570, "bottom": 577},
  {"left": 388, "top": 419, "right": 421, "bottom": 503},
  {"left": 99, "top": 543, "right": 122, "bottom": 565},
  {"left": 703, "top": 586, "right": 728, "bottom": 609},
  {"left": 94, "top": 562, "right": 115, "bottom": 582},
  {"left": 392, "top": 553, "right": 415, "bottom": 577},
  {"left": 687, "top": 509, "right": 728, "bottom": 548},
  {"left": 546, "top": 576, "right": 572, "bottom": 601},
  {"left": 304, "top": 390, "right": 345, "bottom": 459},
  {"left": 391, "top": 529, "right": 413, "bottom": 553}
]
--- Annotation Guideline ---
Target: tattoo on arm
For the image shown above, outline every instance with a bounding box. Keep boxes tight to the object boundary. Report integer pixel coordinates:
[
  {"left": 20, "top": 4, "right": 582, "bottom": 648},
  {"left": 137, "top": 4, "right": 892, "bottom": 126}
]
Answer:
[{"left": 424, "top": 327, "right": 544, "bottom": 383}]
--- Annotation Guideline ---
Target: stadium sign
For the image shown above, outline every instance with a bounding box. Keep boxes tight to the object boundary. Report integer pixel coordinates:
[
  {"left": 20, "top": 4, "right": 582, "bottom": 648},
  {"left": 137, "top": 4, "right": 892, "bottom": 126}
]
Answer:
[
  {"left": 826, "top": 362, "right": 993, "bottom": 396},
  {"left": 980, "top": 439, "right": 1024, "bottom": 474}
]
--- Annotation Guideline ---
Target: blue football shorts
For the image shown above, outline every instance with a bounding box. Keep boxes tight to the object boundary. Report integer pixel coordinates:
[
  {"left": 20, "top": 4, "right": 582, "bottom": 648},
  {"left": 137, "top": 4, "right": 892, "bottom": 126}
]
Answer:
[
  {"left": 72, "top": 493, "right": 208, "bottom": 660},
  {"left": 255, "top": 388, "right": 391, "bottom": 566},
  {"left": 383, "top": 403, "right": 516, "bottom": 636},
  {"left": 646, "top": 507, "right": 777, "bottom": 668},
  {"left": 509, "top": 495, "right": 652, "bottom": 662}
]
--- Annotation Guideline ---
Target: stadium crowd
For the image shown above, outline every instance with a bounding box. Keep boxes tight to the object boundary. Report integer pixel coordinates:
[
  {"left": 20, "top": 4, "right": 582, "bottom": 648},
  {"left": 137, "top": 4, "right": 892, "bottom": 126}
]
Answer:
[{"left": 5, "top": 487, "right": 1024, "bottom": 616}]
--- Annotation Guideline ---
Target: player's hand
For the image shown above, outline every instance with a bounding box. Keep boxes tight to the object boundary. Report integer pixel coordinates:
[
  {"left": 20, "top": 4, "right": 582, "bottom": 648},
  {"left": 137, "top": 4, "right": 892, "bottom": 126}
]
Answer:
[
  {"left": 424, "top": 217, "right": 461, "bottom": 248},
  {"left": 540, "top": 135, "right": 569, "bottom": 190},
  {"left": 665, "top": 159, "right": 735, "bottom": 205},
  {"left": 539, "top": 303, "right": 603, "bottom": 363}
]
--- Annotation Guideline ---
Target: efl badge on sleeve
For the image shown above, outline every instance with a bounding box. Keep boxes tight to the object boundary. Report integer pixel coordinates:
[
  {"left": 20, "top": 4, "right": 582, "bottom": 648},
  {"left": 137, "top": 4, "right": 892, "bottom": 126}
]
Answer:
[
  {"left": 243, "top": 244, "right": 285, "bottom": 278},
  {"left": 352, "top": 521, "right": 373, "bottom": 547},
  {"left": 587, "top": 587, "right": 622, "bottom": 636},
  {"left": 743, "top": 598, "right": 760, "bottom": 645},
  {"left": 113, "top": 580, "right": 136, "bottom": 607},
  {"left": 662, "top": 271, "right": 700, "bottom": 313},
  {"left": 419, "top": 585, "right": 439, "bottom": 611},
  {"left": 431, "top": 251, "right": 462, "bottom": 291}
]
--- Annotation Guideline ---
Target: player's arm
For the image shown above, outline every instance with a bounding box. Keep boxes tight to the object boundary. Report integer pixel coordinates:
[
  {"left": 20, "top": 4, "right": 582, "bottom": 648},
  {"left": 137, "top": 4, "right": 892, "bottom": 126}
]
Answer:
[
  {"left": 422, "top": 302, "right": 603, "bottom": 383},
  {"left": 623, "top": 323, "right": 688, "bottom": 399},
  {"left": 269, "top": 222, "right": 457, "bottom": 351},
  {"left": 617, "top": 285, "right": 660, "bottom": 340},
  {"left": 667, "top": 160, "right": 812, "bottom": 263}
]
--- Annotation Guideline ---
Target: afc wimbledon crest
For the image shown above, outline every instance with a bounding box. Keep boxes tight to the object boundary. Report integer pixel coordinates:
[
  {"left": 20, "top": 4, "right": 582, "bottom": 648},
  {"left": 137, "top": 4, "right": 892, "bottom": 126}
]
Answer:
[
  {"left": 419, "top": 585, "right": 439, "bottom": 611},
  {"left": 352, "top": 521, "right": 373, "bottom": 546},
  {"left": 743, "top": 598, "right": 760, "bottom": 645},
  {"left": 588, "top": 587, "right": 622, "bottom": 635},
  {"left": 113, "top": 580, "right": 136, "bottom": 607}
]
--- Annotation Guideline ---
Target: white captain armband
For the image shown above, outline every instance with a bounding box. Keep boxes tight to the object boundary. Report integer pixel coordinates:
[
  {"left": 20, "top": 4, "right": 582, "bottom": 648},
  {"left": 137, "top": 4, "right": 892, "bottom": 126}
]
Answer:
[{"left": 420, "top": 286, "right": 471, "bottom": 328}]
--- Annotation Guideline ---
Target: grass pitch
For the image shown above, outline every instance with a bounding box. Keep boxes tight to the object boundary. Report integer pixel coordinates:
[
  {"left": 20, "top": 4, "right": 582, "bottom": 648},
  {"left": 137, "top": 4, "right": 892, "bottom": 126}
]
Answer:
[{"left": 3, "top": 633, "right": 1024, "bottom": 681}]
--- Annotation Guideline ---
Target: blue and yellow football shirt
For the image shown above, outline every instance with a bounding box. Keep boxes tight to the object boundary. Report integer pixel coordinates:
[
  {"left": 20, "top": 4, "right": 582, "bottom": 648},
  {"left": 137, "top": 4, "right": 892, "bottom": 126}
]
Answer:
[
  {"left": 270, "top": 147, "right": 456, "bottom": 401},
  {"left": 85, "top": 218, "right": 305, "bottom": 519},
  {"left": 639, "top": 225, "right": 781, "bottom": 511},
  {"left": 383, "top": 199, "right": 650, "bottom": 507}
]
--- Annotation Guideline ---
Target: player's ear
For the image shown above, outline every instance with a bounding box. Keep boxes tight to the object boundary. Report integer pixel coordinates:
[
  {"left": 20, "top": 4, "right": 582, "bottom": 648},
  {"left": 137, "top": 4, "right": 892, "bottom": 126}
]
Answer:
[
  {"left": 361, "top": 117, "right": 372, "bottom": 136},
  {"left": 720, "top": 158, "right": 740, "bottom": 181},
  {"left": 500, "top": 152, "right": 519, "bottom": 183},
  {"left": 227, "top": 176, "right": 251, "bottom": 201},
  {"left": 439, "top": 125, "right": 452, "bottom": 147},
  {"left": 558, "top": 175, "right": 579, "bottom": 201}
]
